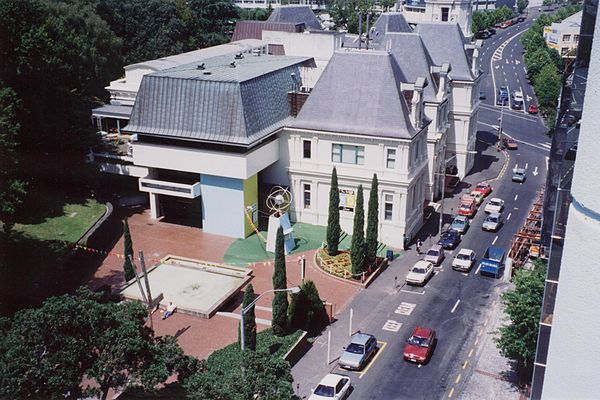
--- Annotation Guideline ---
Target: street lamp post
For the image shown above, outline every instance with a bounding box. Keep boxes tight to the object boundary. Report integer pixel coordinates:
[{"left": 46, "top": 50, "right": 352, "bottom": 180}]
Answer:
[
  {"left": 240, "top": 286, "right": 301, "bottom": 351},
  {"left": 497, "top": 102, "right": 504, "bottom": 151}
]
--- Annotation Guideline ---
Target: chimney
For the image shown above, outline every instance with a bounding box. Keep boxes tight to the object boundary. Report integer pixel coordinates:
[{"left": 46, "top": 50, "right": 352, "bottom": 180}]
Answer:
[
  {"left": 358, "top": 13, "right": 363, "bottom": 50},
  {"left": 437, "top": 63, "right": 451, "bottom": 101},
  {"left": 402, "top": 77, "right": 428, "bottom": 129},
  {"left": 288, "top": 92, "right": 310, "bottom": 117}
]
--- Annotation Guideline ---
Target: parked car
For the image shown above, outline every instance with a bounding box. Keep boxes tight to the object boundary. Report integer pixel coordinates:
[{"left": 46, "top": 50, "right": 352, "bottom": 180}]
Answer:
[
  {"left": 503, "top": 137, "right": 518, "bottom": 150},
  {"left": 309, "top": 374, "right": 351, "bottom": 400},
  {"left": 403, "top": 326, "right": 437, "bottom": 364},
  {"left": 449, "top": 215, "right": 470, "bottom": 234},
  {"left": 517, "top": 16, "right": 526, "bottom": 22},
  {"left": 406, "top": 260, "right": 435, "bottom": 286},
  {"left": 482, "top": 212, "right": 503, "bottom": 232},
  {"left": 479, "top": 246, "right": 506, "bottom": 278},
  {"left": 511, "top": 91, "right": 524, "bottom": 110},
  {"left": 512, "top": 168, "right": 527, "bottom": 183},
  {"left": 473, "top": 182, "right": 493, "bottom": 197},
  {"left": 528, "top": 103, "right": 539, "bottom": 114},
  {"left": 496, "top": 87, "right": 509, "bottom": 105},
  {"left": 452, "top": 248, "right": 476, "bottom": 272},
  {"left": 484, "top": 198, "right": 505, "bottom": 213},
  {"left": 565, "top": 144, "right": 578, "bottom": 161},
  {"left": 424, "top": 244, "right": 445, "bottom": 266},
  {"left": 475, "top": 30, "right": 491, "bottom": 39},
  {"left": 339, "top": 332, "right": 378, "bottom": 371},
  {"left": 438, "top": 230, "right": 461, "bottom": 250},
  {"left": 458, "top": 199, "right": 477, "bottom": 218},
  {"left": 488, "top": 28, "right": 497, "bottom": 35},
  {"left": 479, "top": 90, "right": 486, "bottom": 100},
  {"left": 469, "top": 190, "right": 484, "bottom": 205}
]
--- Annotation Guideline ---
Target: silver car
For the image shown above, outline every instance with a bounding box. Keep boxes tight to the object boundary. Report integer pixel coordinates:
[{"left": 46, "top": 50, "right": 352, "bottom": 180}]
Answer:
[
  {"left": 512, "top": 168, "right": 526, "bottom": 183},
  {"left": 339, "top": 332, "right": 377, "bottom": 370},
  {"left": 482, "top": 212, "right": 503, "bottom": 232},
  {"left": 424, "top": 244, "right": 445, "bottom": 266}
]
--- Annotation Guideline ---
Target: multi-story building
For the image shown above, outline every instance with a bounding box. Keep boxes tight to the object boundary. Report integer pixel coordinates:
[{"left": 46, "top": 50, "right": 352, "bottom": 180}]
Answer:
[
  {"left": 531, "top": 0, "right": 597, "bottom": 398},
  {"left": 398, "top": 0, "right": 473, "bottom": 38},
  {"left": 543, "top": 11, "right": 583, "bottom": 58}
]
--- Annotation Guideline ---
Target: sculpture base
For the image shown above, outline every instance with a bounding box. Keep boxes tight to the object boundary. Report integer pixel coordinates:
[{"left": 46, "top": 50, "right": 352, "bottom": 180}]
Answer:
[{"left": 266, "top": 213, "right": 295, "bottom": 255}]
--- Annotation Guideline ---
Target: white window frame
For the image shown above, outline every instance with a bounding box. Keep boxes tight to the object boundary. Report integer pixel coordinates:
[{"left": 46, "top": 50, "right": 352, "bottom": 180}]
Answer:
[
  {"left": 303, "top": 183, "right": 311, "bottom": 209},
  {"left": 303, "top": 139, "right": 312, "bottom": 159},
  {"left": 332, "top": 143, "right": 365, "bottom": 165},
  {"left": 386, "top": 148, "right": 396, "bottom": 169},
  {"left": 384, "top": 193, "right": 394, "bottom": 221}
]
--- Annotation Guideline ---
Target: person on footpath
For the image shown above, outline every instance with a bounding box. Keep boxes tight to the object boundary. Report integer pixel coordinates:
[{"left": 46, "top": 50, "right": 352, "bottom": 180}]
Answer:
[
  {"left": 416, "top": 238, "right": 423, "bottom": 255},
  {"left": 403, "top": 233, "right": 409, "bottom": 250}
]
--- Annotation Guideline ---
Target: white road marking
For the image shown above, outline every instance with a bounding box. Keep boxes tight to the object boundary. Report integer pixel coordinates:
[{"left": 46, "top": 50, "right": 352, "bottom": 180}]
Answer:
[
  {"left": 533, "top": 166, "right": 539, "bottom": 176},
  {"left": 475, "top": 263, "right": 482, "bottom": 274},
  {"left": 451, "top": 299, "right": 461, "bottom": 314},
  {"left": 525, "top": 162, "right": 529, "bottom": 169},
  {"left": 400, "top": 289, "right": 425, "bottom": 295},
  {"left": 538, "top": 142, "right": 551, "bottom": 149},
  {"left": 507, "top": 213, "right": 512, "bottom": 220},
  {"left": 514, "top": 194, "right": 519, "bottom": 201},
  {"left": 546, "top": 156, "right": 550, "bottom": 169},
  {"left": 492, "top": 236, "right": 498, "bottom": 245},
  {"left": 382, "top": 320, "right": 402, "bottom": 332},
  {"left": 395, "top": 302, "right": 417, "bottom": 316}
]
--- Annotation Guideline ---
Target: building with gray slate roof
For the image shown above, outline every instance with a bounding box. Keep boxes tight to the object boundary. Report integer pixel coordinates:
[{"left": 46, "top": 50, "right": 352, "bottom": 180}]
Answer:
[
  {"left": 398, "top": 0, "right": 473, "bottom": 38},
  {"left": 267, "top": 5, "right": 323, "bottom": 31},
  {"left": 114, "top": 53, "right": 315, "bottom": 239}
]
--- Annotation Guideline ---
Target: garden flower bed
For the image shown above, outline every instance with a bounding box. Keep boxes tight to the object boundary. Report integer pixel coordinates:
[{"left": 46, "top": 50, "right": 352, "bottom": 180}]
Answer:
[{"left": 316, "top": 248, "right": 363, "bottom": 280}]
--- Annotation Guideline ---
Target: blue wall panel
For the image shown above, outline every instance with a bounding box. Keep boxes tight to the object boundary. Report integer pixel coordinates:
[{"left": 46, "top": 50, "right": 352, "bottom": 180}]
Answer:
[{"left": 201, "top": 175, "right": 245, "bottom": 238}]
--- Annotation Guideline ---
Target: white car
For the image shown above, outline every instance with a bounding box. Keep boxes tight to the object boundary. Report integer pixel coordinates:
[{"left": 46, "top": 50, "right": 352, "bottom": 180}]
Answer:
[
  {"left": 452, "top": 249, "right": 476, "bottom": 272},
  {"left": 484, "top": 198, "right": 505, "bottom": 213},
  {"left": 309, "top": 373, "right": 351, "bottom": 400},
  {"left": 406, "top": 260, "right": 435, "bottom": 286},
  {"left": 482, "top": 212, "right": 503, "bottom": 232},
  {"left": 469, "top": 190, "right": 484, "bottom": 205}
]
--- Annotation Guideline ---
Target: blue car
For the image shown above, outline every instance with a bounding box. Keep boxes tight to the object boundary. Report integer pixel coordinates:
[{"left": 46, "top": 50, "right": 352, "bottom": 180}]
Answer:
[{"left": 437, "top": 230, "right": 461, "bottom": 250}]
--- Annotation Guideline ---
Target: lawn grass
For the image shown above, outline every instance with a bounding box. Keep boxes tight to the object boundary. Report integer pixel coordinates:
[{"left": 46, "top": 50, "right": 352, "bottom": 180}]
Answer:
[
  {"left": 223, "top": 221, "right": 401, "bottom": 267},
  {"left": 14, "top": 199, "right": 105, "bottom": 243}
]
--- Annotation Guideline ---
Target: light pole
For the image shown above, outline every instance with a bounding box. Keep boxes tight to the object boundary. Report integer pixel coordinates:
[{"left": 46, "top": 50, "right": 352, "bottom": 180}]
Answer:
[
  {"left": 240, "top": 286, "right": 301, "bottom": 351},
  {"left": 497, "top": 102, "right": 504, "bottom": 151}
]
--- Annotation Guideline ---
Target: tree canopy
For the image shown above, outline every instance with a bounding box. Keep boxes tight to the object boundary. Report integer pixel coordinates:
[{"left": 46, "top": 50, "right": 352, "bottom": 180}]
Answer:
[{"left": 0, "top": 288, "right": 194, "bottom": 399}]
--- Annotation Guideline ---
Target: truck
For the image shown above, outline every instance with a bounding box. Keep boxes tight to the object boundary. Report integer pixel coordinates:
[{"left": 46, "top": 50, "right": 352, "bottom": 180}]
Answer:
[{"left": 478, "top": 246, "right": 506, "bottom": 278}]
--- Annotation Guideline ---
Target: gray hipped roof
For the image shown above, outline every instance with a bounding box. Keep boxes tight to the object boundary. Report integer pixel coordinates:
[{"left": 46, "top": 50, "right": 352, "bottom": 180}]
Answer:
[
  {"left": 291, "top": 50, "right": 417, "bottom": 139},
  {"left": 267, "top": 6, "right": 322, "bottom": 30},
  {"left": 124, "top": 54, "right": 314, "bottom": 146},
  {"left": 372, "top": 12, "right": 413, "bottom": 38},
  {"left": 379, "top": 33, "right": 438, "bottom": 102},
  {"left": 414, "top": 23, "right": 474, "bottom": 81}
]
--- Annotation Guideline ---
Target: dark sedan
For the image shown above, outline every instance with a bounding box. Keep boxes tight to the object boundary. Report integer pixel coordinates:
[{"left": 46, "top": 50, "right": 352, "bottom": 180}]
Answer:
[{"left": 438, "top": 230, "right": 461, "bottom": 250}]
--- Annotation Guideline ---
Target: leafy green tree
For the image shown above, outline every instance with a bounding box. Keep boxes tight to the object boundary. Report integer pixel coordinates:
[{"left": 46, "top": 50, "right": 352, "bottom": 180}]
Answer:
[
  {"left": 272, "top": 227, "right": 288, "bottom": 336},
  {"left": 326, "top": 167, "right": 341, "bottom": 255},
  {"left": 365, "top": 174, "right": 379, "bottom": 267},
  {"left": 123, "top": 218, "right": 135, "bottom": 281},
  {"left": 0, "top": 83, "right": 26, "bottom": 234},
  {"left": 0, "top": 288, "right": 192, "bottom": 400},
  {"left": 534, "top": 63, "right": 562, "bottom": 108},
  {"left": 351, "top": 185, "right": 365, "bottom": 276},
  {"left": 517, "top": 0, "right": 529, "bottom": 14},
  {"left": 525, "top": 48, "right": 553, "bottom": 82},
  {"left": 289, "top": 280, "right": 327, "bottom": 332},
  {"left": 493, "top": 6, "right": 514, "bottom": 23},
  {"left": 183, "top": 350, "right": 297, "bottom": 400},
  {"left": 495, "top": 261, "right": 547, "bottom": 382},
  {"left": 187, "top": 0, "right": 240, "bottom": 47},
  {"left": 241, "top": 283, "right": 257, "bottom": 351}
]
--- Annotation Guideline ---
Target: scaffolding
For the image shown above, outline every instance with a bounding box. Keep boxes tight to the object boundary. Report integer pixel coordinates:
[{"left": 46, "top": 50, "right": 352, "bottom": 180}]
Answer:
[{"left": 509, "top": 188, "right": 544, "bottom": 269}]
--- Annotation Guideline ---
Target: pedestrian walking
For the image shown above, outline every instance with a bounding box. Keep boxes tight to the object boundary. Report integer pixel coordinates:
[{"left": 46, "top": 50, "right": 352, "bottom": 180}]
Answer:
[
  {"left": 403, "top": 233, "right": 409, "bottom": 250},
  {"left": 416, "top": 238, "right": 423, "bottom": 255}
]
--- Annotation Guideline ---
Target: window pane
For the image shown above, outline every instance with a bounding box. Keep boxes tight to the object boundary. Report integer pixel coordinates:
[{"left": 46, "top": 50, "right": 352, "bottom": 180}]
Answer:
[
  {"left": 332, "top": 144, "right": 341, "bottom": 162},
  {"left": 342, "top": 145, "right": 355, "bottom": 163},
  {"left": 356, "top": 146, "right": 364, "bottom": 165},
  {"left": 385, "top": 203, "right": 393, "bottom": 220},
  {"left": 387, "top": 149, "right": 396, "bottom": 169},
  {"left": 303, "top": 184, "right": 311, "bottom": 208},
  {"left": 303, "top": 140, "right": 311, "bottom": 159}
]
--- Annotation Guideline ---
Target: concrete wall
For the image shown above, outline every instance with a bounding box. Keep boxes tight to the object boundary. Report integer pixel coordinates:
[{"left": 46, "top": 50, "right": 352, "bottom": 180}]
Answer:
[
  {"left": 201, "top": 175, "right": 246, "bottom": 238},
  {"left": 541, "top": 24, "right": 600, "bottom": 398},
  {"left": 132, "top": 139, "right": 279, "bottom": 180}
]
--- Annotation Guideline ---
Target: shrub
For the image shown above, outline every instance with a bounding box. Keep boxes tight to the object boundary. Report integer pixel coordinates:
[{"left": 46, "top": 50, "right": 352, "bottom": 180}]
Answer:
[{"left": 288, "top": 280, "right": 328, "bottom": 333}]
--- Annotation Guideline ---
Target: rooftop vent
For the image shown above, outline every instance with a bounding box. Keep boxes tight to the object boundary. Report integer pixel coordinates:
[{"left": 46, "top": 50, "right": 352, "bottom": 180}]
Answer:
[
  {"left": 234, "top": 52, "right": 244, "bottom": 60},
  {"left": 252, "top": 48, "right": 262, "bottom": 56},
  {"left": 197, "top": 63, "right": 205, "bottom": 70},
  {"left": 202, "top": 70, "right": 212, "bottom": 75},
  {"left": 230, "top": 61, "right": 236, "bottom": 68}
]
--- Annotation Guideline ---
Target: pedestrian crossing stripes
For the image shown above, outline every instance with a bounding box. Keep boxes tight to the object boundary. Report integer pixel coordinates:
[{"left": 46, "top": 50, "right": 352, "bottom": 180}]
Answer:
[
  {"left": 382, "top": 320, "right": 403, "bottom": 332},
  {"left": 395, "top": 302, "right": 417, "bottom": 316}
]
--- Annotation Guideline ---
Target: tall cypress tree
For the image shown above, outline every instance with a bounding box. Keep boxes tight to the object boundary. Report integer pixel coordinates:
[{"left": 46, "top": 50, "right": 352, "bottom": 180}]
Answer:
[
  {"left": 241, "top": 283, "right": 257, "bottom": 351},
  {"left": 271, "top": 226, "right": 288, "bottom": 336},
  {"left": 123, "top": 218, "right": 135, "bottom": 281},
  {"left": 351, "top": 185, "right": 365, "bottom": 277},
  {"left": 365, "top": 174, "right": 379, "bottom": 267},
  {"left": 326, "top": 167, "right": 341, "bottom": 255}
]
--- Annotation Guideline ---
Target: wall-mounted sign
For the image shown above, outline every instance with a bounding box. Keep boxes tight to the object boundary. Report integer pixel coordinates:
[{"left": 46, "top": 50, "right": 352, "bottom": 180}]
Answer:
[{"left": 339, "top": 189, "right": 356, "bottom": 212}]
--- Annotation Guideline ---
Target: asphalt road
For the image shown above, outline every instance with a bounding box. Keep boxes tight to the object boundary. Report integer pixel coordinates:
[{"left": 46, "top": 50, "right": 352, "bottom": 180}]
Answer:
[{"left": 293, "top": 11, "right": 551, "bottom": 399}]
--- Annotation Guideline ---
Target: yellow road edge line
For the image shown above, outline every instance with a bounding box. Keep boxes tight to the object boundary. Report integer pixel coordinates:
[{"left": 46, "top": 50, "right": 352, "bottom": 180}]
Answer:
[
  {"left": 448, "top": 387, "right": 455, "bottom": 398},
  {"left": 455, "top": 374, "right": 462, "bottom": 384},
  {"left": 463, "top": 360, "right": 469, "bottom": 370},
  {"left": 468, "top": 349, "right": 474, "bottom": 358},
  {"left": 474, "top": 338, "right": 479, "bottom": 345},
  {"left": 359, "top": 341, "right": 387, "bottom": 379},
  {"left": 484, "top": 318, "right": 489, "bottom": 326},
  {"left": 478, "top": 329, "right": 483, "bottom": 337}
]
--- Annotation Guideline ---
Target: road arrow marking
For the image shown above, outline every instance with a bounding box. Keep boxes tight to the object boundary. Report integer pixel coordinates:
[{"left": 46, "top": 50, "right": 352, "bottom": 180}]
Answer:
[
  {"left": 515, "top": 60, "right": 520, "bottom": 65},
  {"left": 527, "top": 95, "right": 533, "bottom": 101},
  {"left": 533, "top": 166, "right": 539, "bottom": 176}
]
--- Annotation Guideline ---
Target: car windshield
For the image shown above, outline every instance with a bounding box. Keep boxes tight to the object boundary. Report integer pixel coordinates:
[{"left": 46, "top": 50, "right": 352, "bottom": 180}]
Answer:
[
  {"left": 346, "top": 343, "right": 364, "bottom": 354},
  {"left": 460, "top": 204, "right": 470, "bottom": 210},
  {"left": 477, "top": 184, "right": 487, "bottom": 190},
  {"left": 427, "top": 250, "right": 438, "bottom": 257},
  {"left": 313, "top": 385, "right": 335, "bottom": 397},
  {"left": 457, "top": 254, "right": 470, "bottom": 260},
  {"left": 487, "top": 217, "right": 498, "bottom": 223},
  {"left": 413, "top": 267, "right": 426, "bottom": 274},
  {"left": 408, "top": 335, "right": 430, "bottom": 347},
  {"left": 491, "top": 200, "right": 501, "bottom": 206}
]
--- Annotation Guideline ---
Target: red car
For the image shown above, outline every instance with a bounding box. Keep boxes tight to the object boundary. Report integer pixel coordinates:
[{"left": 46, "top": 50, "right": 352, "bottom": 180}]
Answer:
[
  {"left": 503, "top": 137, "right": 518, "bottom": 150},
  {"left": 403, "top": 326, "right": 436, "bottom": 364},
  {"left": 458, "top": 199, "right": 477, "bottom": 218},
  {"left": 528, "top": 104, "right": 539, "bottom": 114},
  {"left": 474, "top": 182, "right": 493, "bottom": 197}
]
